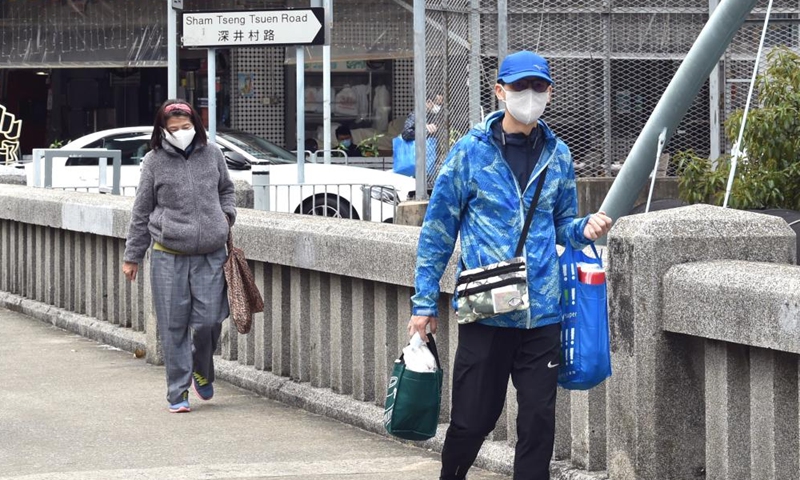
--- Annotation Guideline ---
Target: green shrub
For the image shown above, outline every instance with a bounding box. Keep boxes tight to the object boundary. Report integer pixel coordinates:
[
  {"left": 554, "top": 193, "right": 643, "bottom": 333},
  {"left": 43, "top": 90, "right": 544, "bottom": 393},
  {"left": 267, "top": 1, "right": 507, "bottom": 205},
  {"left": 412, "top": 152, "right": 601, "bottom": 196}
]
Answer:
[{"left": 678, "top": 46, "right": 800, "bottom": 210}]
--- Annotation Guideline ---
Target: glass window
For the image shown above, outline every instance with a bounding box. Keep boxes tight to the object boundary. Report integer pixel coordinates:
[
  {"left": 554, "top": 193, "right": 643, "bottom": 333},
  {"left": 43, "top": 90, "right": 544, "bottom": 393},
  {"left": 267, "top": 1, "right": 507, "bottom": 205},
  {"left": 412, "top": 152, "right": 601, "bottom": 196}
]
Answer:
[{"left": 219, "top": 130, "right": 296, "bottom": 164}]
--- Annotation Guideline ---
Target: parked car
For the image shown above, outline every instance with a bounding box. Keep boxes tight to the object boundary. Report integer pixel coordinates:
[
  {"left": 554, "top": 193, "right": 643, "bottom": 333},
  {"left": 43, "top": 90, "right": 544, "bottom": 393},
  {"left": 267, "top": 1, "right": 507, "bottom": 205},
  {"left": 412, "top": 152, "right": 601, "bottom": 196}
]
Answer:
[{"left": 19, "top": 127, "right": 415, "bottom": 222}]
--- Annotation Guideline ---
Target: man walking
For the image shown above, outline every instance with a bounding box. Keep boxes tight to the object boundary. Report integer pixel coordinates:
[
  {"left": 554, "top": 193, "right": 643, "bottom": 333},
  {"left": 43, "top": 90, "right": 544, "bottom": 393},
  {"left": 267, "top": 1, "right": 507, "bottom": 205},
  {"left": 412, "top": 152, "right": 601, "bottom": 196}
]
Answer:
[{"left": 408, "top": 51, "right": 612, "bottom": 480}]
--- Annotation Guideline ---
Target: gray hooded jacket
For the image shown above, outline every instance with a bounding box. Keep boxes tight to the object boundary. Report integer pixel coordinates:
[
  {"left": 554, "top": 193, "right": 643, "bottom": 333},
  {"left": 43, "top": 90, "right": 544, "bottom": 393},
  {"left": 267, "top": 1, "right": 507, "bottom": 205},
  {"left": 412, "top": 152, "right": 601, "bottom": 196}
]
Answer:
[{"left": 123, "top": 141, "right": 237, "bottom": 263}]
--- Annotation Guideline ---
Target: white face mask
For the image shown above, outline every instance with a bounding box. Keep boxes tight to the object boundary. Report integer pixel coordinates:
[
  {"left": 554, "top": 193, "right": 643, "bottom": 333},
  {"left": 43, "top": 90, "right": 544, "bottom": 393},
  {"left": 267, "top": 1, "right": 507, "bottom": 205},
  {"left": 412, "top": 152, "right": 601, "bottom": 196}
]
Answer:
[
  {"left": 431, "top": 104, "right": 442, "bottom": 114},
  {"left": 501, "top": 87, "right": 548, "bottom": 126},
  {"left": 163, "top": 128, "right": 196, "bottom": 151}
]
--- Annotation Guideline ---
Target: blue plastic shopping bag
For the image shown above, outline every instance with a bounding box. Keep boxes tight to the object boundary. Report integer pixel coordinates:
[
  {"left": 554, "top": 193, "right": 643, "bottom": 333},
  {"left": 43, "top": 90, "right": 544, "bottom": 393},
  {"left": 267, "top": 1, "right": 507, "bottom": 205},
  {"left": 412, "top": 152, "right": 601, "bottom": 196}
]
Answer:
[
  {"left": 557, "top": 243, "right": 612, "bottom": 390},
  {"left": 392, "top": 136, "right": 437, "bottom": 178}
]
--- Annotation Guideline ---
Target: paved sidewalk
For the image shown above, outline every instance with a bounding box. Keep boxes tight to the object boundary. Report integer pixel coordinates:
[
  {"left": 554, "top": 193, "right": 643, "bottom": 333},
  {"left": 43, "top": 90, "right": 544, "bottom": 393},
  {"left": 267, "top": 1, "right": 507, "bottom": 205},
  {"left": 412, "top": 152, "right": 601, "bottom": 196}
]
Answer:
[{"left": 0, "top": 307, "right": 508, "bottom": 480}]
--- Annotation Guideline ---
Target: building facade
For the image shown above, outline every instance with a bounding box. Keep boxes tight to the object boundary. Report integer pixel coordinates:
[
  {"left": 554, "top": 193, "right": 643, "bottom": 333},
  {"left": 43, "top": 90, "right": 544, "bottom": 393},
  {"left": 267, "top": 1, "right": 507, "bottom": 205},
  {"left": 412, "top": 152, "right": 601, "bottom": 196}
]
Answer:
[{"left": 1, "top": 0, "right": 797, "bottom": 176}]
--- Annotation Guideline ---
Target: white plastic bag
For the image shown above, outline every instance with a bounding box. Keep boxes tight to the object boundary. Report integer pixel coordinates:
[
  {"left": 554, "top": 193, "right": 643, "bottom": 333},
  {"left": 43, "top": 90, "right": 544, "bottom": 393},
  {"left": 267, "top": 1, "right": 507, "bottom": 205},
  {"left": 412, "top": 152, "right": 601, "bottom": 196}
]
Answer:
[{"left": 402, "top": 333, "right": 438, "bottom": 373}]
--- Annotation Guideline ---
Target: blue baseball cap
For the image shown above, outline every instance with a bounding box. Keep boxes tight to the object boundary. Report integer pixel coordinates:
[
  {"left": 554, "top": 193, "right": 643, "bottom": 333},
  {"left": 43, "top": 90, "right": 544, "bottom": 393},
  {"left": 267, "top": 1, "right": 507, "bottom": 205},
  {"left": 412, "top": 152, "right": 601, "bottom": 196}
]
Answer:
[{"left": 497, "top": 51, "right": 553, "bottom": 85}]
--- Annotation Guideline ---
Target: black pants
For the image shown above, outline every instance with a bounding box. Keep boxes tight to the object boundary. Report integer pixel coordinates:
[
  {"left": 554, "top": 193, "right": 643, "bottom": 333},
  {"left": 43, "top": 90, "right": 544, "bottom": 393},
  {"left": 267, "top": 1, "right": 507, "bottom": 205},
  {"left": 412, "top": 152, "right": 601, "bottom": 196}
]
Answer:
[{"left": 440, "top": 322, "right": 561, "bottom": 480}]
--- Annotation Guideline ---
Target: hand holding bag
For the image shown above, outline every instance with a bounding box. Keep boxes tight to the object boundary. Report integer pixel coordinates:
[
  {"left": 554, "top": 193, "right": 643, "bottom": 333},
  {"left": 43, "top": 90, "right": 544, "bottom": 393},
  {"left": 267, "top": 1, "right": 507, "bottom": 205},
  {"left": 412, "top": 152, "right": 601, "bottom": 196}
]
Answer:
[
  {"left": 383, "top": 333, "right": 444, "bottom": 441},
  {"left": 557, "top": 243, "right": 612, "bottom": 390},
  {"left": 455, "top": 167, "right": 548, "bottom": 324},
  {"left": 223, "top": 229, "right": 264, "bottom": 335}
]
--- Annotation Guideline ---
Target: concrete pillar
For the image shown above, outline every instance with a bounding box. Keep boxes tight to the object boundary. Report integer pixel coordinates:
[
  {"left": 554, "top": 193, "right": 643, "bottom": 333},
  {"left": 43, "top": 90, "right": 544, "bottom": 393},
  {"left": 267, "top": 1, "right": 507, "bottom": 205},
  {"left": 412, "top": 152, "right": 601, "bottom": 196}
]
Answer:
[
  {"left": 129, "top": 253, "right": 144, "bottom": 331},
  {"left": 773, "top": 352, "right": 799, "bottom": 478},
  {"left": 85, "top": 235, "right": 98, "bottom": 318},
  {"left": 253, "top": 262, "right": 272, "bottom": 371},
  {"left": 63, "top": 230, "right": 74, "bottom": 311},
  {"left": 236, "top": 260, "right": 258, "bottom": 366},
  {"left": 143, "top": 251, "right": 163, "bottom": 366},
  {"left": 95, "top": 236, "right": 108, "bottom": 322},
  {"left": 443, "top": 291, "right": 458, "bottom": 423},
  {"left": 0, "top": 220, "right": 8, "bottom": 292},
  {"left": 271, "top": 265, "right": 291, "bottom": 376},
  {"left": 330, "top": 274, "right": 353, "bottom": 395},
  {"left": 106, "top": 237, "right": 119, "bottom": 325},
  {"left": 118, "top": 239, "right": 131, "bottom": 328},
  {"left": 373, "top": 283, "right": 398, "bottom": 407},
  {"left": 705, "top": 340, "right": 750, "bottom": 480},
  {"left": 749, "top": 348, "right": 799, "bottom": 479},
  {"left": 500, "top": 381, "right": 514, "bottom": 444},
  {"left": 25, "top": 223, "right": 34, "bottom": 299},
  {"left": 34, "top": 226, "right": 45, "bottom": 302},
  {"left": 75, "top": 233, "right": 87, "bottom": 314},
  {"left": 289, "top": 267, "right": 310, "bottom": 380},
  {"left": 309, "top": 270, "right": 331, "bottom": 388},
  {"left": 750, "top": 348, "right": 776, "bottom": 478},
  {"left": 606, "top": 205, "right": 795, "bottom": 480},
  {"left": 351, "top": 278, "right": 375, "bottom": 402},
  {"left": 570, "top": 384, "right": 607, "bottom": 471},
  {"left": 52, "top": 228, "right": 67, "bottom": 308},
  {"left": 554, "top": 387, "right": 572, "bottom": 461},
  {"left": 43, "top": 227, "right": 55, "bottom": 306},
  {"left": 9, "top": 222, "right": 18, "bottom": 294}
]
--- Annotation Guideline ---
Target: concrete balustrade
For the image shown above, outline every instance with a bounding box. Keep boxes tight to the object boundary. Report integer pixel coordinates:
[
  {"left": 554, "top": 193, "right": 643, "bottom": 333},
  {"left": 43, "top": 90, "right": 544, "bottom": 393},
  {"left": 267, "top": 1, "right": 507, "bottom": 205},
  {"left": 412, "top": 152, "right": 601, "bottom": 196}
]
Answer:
[
  {"left": 662, "top": 261, "right": 800, "bottom": 480},
  {"left": 5, "top": 184, "right": 800, "bottom": 479},
  {"left": 607, "top": 204, "right": 796, "bottom": 480}
]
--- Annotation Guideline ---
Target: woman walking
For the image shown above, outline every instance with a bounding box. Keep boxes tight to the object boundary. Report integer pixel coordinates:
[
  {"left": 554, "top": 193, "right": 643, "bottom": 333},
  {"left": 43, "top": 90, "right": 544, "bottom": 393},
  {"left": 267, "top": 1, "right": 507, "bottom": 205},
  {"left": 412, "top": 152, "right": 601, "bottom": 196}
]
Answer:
[{"left": 122, "top": 99, "right": 236, "bottom": 413}]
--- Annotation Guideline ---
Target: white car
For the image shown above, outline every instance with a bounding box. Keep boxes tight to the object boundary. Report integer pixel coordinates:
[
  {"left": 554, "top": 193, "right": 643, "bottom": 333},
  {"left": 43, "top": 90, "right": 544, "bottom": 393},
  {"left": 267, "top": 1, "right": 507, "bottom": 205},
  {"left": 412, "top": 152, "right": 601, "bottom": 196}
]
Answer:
[{"left": 21, "top": 127, "right": 416, "bottom": 222}]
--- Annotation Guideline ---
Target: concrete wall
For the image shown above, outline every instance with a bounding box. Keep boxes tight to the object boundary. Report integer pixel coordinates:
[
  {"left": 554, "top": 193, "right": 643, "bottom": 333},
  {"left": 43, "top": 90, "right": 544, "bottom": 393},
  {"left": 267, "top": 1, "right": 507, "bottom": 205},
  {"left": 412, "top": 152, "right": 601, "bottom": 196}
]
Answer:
[{"left": 3, "top": 184, "right": 798, "bottom": 480}]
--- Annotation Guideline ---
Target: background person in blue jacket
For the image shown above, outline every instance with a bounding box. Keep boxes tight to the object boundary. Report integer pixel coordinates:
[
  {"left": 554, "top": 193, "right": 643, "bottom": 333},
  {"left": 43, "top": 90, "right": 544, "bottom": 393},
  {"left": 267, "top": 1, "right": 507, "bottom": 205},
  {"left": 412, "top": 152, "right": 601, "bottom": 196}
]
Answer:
[{"left": 408, "top": 51, "right": 613, "bottom": 479}]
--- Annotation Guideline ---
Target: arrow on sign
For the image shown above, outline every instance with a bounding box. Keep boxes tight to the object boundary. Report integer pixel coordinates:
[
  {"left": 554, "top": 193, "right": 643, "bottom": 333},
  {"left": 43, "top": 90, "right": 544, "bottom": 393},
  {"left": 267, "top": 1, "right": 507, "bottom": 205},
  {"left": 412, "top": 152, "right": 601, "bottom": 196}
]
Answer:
[{"left": 182, "top": 8, "right": 325, "bottom": 48}]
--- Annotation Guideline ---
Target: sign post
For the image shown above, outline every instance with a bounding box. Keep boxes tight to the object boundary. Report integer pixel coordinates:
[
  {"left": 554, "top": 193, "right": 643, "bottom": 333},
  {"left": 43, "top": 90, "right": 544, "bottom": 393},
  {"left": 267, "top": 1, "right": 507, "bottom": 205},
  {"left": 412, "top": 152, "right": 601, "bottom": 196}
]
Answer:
[{"left": 181, "top": 8, "right": 325, "bottom": 180}]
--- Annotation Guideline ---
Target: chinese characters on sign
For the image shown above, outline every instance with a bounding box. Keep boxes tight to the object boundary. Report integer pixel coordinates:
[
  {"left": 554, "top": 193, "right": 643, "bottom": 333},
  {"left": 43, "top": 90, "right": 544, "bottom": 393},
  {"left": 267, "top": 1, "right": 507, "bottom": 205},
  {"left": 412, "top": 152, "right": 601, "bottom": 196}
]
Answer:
[
  {"left": 217, "top": 30, "right": 277, "bottom": 43},
  {"left": 182, "top": 9, "right": 324, "bottom": 48}
]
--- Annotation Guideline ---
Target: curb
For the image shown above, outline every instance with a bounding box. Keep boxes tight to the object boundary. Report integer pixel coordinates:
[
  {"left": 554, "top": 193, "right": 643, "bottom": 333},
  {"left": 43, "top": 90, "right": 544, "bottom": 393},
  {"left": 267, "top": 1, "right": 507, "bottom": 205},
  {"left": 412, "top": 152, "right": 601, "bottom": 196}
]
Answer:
[{"left": 1, "top": 292, "right": 607, "bottom": 480}]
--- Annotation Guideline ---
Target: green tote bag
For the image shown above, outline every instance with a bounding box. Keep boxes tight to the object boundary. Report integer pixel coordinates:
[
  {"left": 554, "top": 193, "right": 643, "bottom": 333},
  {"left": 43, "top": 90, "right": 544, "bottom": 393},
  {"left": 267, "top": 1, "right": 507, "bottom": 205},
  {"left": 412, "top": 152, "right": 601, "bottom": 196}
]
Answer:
[{"left": 383, "top": 334, "right": 444, "bottom": 441}]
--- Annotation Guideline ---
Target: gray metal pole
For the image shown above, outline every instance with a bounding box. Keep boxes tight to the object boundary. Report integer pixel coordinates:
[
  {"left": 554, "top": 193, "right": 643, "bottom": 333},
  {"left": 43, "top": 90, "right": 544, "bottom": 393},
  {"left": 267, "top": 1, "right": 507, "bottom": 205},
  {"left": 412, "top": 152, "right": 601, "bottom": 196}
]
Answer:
[
  {"left": 297, "top": 47, "right": 306, "bottom": 184},
  {"left": 469, "top": 0, "right": 481, "bottom": 125},
  {"left": 168, "top": 1, "right": 178, "bottom": 98},
  {"left": 413, "top": 0, "right": 428, "bottom": 200},
  {"left": 708, "top": 0, "right": 723, "bottom": 163},
  {"left": 599, "top": 0, "right": 757, "bottom": 222},
  {"left": 208, "top": 48, "right": 217, "bottom": 143},
  {"left": 497, "top": 0, "right": 507, "bottom": 62},
  {"left": 496, "top": 0, "right": 507, "bottom": 113},
  {"left": 321, "top": 0, "right": 332, "bottom": 165}
]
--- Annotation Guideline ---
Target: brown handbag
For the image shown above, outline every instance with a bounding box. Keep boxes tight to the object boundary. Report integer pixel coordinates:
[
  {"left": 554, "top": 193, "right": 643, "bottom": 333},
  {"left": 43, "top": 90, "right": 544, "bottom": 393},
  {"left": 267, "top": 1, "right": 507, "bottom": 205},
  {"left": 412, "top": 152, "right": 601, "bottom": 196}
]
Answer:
[{"left": 223, "top": 230, "right": 264, "bottom": 334}]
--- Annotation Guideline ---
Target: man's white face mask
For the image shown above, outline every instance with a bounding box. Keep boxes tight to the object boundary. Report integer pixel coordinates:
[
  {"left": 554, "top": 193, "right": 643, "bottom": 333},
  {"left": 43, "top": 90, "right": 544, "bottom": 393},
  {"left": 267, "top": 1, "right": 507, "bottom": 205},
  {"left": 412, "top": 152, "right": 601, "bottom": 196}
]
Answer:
[
  {"left": 163, "top": 128, "right": 196, "bottom": 151},
  {"left": 501, "top": 87, "right": 548, "bottom": 126}
]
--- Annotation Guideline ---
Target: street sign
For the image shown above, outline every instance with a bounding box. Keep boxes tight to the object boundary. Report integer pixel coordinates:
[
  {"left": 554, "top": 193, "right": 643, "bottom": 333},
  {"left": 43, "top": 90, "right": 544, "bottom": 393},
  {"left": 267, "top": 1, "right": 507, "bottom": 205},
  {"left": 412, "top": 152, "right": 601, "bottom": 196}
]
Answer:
[{"left": 181, "top": 9, "right": 325, "bottom": 48}]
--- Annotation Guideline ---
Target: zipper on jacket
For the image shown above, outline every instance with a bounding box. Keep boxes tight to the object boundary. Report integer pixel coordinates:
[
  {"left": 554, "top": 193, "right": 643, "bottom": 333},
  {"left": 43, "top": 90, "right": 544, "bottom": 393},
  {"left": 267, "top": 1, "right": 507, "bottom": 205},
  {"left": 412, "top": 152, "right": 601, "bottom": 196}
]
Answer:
[
  {"left": 184, "top": 156, "right": 202, "bottom": 251},
  {"left": 489, "top": 124, "right": 558, "bottom": 328},
  {"left": 488, "top": 134, "right": 531, "bottom": 328}
]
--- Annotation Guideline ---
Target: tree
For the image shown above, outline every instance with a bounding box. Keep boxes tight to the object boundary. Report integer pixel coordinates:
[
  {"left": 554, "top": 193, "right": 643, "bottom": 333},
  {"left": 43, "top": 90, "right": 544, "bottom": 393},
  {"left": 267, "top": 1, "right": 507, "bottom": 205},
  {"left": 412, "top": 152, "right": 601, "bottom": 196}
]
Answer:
[{"left": 677, "top": 46, "right": 800, "bottom": 210}]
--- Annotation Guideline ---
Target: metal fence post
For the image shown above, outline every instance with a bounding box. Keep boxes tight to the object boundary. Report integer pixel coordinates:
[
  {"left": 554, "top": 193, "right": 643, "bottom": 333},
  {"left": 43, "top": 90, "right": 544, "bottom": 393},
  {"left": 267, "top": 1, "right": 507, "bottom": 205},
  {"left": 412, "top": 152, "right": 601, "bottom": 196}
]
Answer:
[
  {"left": 413, "top": 0, "right": 428, "bottom": 200},
  {"left": 252, "top": 168, "right": 271, "bottom": 212}
]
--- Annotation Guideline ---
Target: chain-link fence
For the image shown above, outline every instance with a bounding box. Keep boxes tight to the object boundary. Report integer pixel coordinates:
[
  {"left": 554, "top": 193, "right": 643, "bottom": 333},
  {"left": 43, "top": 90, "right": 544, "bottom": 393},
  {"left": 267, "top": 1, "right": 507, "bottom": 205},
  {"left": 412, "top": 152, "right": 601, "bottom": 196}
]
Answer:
[{"left": 422, "top": 1, "right": 800, "bottom": 181}]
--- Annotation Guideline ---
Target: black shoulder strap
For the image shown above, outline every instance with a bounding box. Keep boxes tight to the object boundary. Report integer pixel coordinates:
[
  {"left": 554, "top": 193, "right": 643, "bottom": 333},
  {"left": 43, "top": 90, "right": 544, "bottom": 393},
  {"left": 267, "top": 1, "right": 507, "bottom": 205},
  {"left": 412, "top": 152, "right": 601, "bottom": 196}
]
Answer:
[{"left": 514, "top": 166, "right": 548, "bottom": 258}]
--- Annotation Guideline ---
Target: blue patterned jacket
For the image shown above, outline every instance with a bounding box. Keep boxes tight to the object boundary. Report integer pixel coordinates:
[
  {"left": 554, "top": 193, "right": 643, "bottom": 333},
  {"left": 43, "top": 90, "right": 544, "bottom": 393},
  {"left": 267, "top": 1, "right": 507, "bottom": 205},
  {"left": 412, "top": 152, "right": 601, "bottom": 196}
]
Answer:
[{"left": 412, "top": 111, "right": 591, "bottom": 329}]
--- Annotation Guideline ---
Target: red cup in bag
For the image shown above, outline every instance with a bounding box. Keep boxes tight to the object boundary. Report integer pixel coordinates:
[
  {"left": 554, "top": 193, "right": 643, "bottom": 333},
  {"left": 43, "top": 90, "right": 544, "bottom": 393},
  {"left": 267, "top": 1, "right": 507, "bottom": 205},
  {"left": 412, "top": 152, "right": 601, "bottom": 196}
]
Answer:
[{"left": 577, "top": 263, "right": 606, "bottom": 285}]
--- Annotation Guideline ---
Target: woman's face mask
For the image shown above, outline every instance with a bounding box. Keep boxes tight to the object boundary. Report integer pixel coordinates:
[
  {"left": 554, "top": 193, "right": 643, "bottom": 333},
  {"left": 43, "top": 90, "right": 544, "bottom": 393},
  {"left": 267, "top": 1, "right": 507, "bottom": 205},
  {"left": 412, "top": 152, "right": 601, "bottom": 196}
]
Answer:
[
  {"left": 163, "top": 128, "right": 196, "bottom": 151},
  {"left": 500, "top": 87, "right": 549, "bottom": 126}
]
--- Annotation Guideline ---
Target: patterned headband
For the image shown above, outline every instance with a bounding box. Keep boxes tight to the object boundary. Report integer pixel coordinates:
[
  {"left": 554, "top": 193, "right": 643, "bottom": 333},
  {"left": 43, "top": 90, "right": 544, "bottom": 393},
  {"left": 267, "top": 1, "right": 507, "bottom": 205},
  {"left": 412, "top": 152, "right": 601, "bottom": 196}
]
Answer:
[{"left": 164, "top": 103, "right": 191, "bottom": 114}]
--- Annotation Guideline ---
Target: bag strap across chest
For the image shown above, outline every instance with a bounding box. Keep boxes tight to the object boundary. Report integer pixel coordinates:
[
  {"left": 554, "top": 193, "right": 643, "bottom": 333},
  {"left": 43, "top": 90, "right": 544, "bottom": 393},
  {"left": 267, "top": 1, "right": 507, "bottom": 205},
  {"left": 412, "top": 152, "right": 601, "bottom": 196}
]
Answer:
[{"left": 514, "top": 166, "right": 549, "bottom": 258}]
